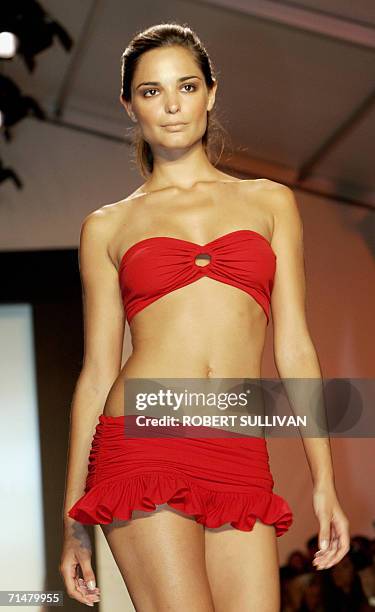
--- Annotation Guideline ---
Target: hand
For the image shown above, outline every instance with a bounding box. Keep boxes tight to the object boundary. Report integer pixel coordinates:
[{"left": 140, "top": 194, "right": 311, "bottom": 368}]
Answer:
[
  {"left": 59, "top": 520, "right": 101, "bottom": 607},
  {"left": 311, "top": 484, "right": 350, "bottom": 571}
]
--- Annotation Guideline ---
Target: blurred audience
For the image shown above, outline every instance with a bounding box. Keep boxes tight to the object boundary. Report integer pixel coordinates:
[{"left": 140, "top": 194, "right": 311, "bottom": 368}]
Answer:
[{"left": 280, "top": 534, "right": 375, "bottom": 611}]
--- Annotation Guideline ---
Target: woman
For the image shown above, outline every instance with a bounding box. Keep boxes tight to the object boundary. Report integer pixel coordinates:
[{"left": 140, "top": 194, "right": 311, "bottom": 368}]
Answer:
[{"left": 60, "top": 22, "right": 350, "bottom": 611}]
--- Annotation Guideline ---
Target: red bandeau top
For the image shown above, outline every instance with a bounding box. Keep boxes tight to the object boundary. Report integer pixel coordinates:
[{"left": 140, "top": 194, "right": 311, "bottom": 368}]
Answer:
[{"left": 118, "top": 229, "right": 277, "bottom": 325}]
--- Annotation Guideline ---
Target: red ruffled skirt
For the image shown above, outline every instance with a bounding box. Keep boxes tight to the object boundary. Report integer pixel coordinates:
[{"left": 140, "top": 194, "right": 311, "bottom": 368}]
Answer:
[{"left": 68, "top": 414, "right": 293, "bottom": 537}]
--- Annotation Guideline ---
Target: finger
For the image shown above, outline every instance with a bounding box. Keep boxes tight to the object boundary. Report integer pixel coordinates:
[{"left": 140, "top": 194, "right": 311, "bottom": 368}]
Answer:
[
  {"left": 317, "top": 516, "right": 332, "bottom": 555},
  {"left": 77, "top": 580, "right": 100, "bottom": 603},
  {"left": 74, "top": 565, "right": 100, "bottom": 604},
  {"left": 325, "top": 521, "right": 344, "bottom": 566},
  {"left": 330, "top": 516, "right": 351, "bottom": 564},
  {"left": 76, "top": 567, "right": 101, "bottom": 604},
  {"left": 316, "top": 515, "right": 349, "bottom": 569},
  {"left": 79, "top": 558, "right": 98, "bottom": 593},
  {"left": 78, "top": 578, "right": 100, "bottom": 593},
  {"left": 315, "top": 537, "right": 339, "bottom": 569},
  {"left": 62, "top": 563, "right": 96, "bottom": 607},
  {"left": 74, "top": 579, "right": 99, "bottom": 604},
  {"left": 313, "top": 521, "right": 334, "bottom": 566},
  {"left": 77, "top": 578, "right": 101, "bottom": 601},
  {"left": 326, "top": 537, "right": 342, "bottom": 568},
  {"left": 74, "top": 576, "right": 85, "bottom": 595}
]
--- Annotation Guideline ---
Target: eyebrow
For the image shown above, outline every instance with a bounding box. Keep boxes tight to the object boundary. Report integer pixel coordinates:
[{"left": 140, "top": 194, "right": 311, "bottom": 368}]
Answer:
[{"left": 135, "top": 75, "right": 201, "bottom": 90}]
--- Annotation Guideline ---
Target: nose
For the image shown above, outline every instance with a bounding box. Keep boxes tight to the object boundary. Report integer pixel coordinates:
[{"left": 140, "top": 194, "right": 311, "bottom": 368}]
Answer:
[{"left": 164, "top": 93, "right": 180, "bottom": 114}]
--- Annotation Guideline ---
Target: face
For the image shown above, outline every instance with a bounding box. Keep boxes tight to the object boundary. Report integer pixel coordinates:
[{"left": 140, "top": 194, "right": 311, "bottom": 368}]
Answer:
[
  {"left": 331, "top": 555, "right": 354, "bottom": 589},
  {"left": 121, "top": 45, "right": 217, "bottom": 156},
  {"left": 288, "top": 552, "right": 306, "bottom": 571}
]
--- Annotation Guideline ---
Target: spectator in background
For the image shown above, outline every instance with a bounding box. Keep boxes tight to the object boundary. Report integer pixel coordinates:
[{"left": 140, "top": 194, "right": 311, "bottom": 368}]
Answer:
[
  {"left": 280, "top": 565, "right": 298, "bottom": 612},
  {"left": 297, "top": 573, "right": 325, "bottom": 611},
  {"left": 280, "top": 535, "right": 375, "bottom": 611},
  {"left": 323, "top": 551, "right": 372, "bottom": 611},
  {"left": 287, "top": 550, "right": 310, "bottom": 577},
  {"left": 306, "top": 534, "right": 320, "bottom": 572},
  {"left": 350, "top": 536, "right": 375, "bottom": 607}
]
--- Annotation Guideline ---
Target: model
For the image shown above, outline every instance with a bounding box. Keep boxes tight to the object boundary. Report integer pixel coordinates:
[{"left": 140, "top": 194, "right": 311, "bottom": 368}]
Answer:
[{"left": 60, "top": 22, "right": 350, "bottom": 611}]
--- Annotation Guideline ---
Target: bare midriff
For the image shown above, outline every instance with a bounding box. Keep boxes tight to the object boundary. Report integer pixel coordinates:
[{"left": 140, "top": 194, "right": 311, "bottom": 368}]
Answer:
[{"left": 103, "top": 265, "right": 268, "bottom": 417}]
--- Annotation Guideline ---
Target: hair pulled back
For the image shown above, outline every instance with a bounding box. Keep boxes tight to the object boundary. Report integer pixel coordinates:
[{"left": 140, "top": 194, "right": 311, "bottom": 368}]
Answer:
[{"left": 120, "top": 22, "right": 226, "bottom": 177}]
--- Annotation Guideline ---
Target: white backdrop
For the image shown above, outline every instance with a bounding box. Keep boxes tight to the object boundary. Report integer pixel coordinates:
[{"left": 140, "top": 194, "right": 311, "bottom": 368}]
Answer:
[{"left": 0, "top": 304, "right": 46, "bottom": 610}]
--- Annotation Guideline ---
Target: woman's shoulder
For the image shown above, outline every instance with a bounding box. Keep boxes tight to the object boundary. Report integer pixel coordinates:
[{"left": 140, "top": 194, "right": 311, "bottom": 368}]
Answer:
[
  {"left": 251, "top": 180, "right": 302, "bottom": 240},
  {"left": 80, "top": 187, "right": 145, "bottom": 229},
  {"left": 78, "top": 188, "right": 149, "bottom": 261},
  {"left": 236, "top": 177, "right": 294, "bottom": 212},
  {"left": 241, "top": 178, "right": 297, "bottom": 212},
  {"left": 240, "top": 177, "right": 292, "bottom": 195}
]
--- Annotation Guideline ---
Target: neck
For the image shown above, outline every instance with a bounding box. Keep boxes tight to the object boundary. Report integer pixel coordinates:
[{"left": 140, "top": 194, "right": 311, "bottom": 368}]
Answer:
[{"left": 142, "top": 141, "right": 224, "bottom": 193}]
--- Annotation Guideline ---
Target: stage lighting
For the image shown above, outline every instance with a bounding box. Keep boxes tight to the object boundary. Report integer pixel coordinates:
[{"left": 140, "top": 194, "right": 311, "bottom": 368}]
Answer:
[
  {"left": 0, "top": 0, "right": 73, "bottom": 71},
  {"left": 0, "top": 75, "right": 45, "bottom": 141},
  {"left": 0, "top": 31, "right": 19, "bottom": 58}
]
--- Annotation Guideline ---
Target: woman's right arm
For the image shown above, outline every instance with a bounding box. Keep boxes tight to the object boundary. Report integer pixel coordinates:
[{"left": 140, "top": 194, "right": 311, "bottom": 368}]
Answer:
[{"left": 60, "top": 209, "right": 125, "bottom": 606}]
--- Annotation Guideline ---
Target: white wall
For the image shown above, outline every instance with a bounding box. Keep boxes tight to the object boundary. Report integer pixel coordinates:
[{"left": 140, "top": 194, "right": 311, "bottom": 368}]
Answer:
[{"left": 0, "top": 304, "right": 46, "bottom": 610}]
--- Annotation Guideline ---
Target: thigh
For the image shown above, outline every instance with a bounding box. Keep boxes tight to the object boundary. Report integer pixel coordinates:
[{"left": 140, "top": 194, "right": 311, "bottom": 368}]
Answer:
[
  {"left": 204, "top": 519, "right": 280, "bottom": 612},
  {"left": 101, "top": 504, "right": 215, "bottom": 612}
]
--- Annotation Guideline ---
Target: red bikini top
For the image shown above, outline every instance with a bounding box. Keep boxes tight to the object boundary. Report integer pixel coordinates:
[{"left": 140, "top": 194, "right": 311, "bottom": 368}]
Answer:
[{"left": 118, "top": 229, "right": 276, "bottom": 325}]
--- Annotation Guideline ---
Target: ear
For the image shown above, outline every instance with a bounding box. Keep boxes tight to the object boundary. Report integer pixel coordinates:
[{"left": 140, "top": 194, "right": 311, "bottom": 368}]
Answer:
[
  {"left": 119, "top": 94, "right": 137, "bottom": 122},
  {"left": 207, "top": 79, "right": 218, "bottom": 112}
]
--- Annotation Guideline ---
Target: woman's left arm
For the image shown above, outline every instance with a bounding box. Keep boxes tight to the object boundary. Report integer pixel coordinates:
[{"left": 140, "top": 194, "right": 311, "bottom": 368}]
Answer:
[{"left": 269, "top": 182, "right": 350, "bottom": 570}]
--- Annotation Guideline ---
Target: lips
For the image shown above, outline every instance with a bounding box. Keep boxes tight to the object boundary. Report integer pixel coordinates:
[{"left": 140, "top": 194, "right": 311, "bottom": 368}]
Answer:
[{"left": 162, "top": 123, "right": 187, "bottom": 131}]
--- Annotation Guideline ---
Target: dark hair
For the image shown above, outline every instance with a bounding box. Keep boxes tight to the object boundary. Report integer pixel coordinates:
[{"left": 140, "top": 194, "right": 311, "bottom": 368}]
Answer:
[
  {"left": 120, "top": 22, "right": 227, "bottom": 178},
  {"left": 306, "top": 534, "right": 319, "bottom": 550}
]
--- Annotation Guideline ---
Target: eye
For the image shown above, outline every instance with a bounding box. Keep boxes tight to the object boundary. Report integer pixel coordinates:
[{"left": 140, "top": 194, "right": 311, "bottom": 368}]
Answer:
[
  {"left": 143, "top": 88, "right": 158, "bottom": 97},
  {"left": 182, "top": 83, "right": 196, "bottom": 92},
  {"left": 142, "top": 83, "right": 197, "bottom": 97}
]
